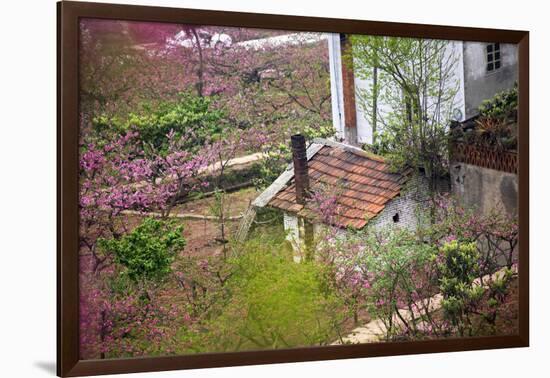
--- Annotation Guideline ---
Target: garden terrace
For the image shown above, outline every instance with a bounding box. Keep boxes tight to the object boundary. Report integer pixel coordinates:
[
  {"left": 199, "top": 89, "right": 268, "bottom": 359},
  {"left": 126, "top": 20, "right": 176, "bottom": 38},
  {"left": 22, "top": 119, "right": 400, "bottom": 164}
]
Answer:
[{"left": 450, "top": 115, "right": 518, "bottom": 174}]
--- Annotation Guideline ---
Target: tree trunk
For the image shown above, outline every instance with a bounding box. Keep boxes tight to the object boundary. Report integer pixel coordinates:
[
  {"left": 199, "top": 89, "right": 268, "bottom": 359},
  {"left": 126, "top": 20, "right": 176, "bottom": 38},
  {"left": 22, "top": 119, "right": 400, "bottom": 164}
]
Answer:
[{"left": 192, "top": 28, "right": 204, "bottom": 97}]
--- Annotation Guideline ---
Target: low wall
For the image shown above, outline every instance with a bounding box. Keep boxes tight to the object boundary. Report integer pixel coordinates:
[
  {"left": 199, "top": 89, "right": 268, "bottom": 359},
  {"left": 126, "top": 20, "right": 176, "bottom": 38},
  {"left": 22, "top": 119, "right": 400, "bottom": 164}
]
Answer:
[{"left": 450, "top": 161, "right": 518, "bottom": 217}]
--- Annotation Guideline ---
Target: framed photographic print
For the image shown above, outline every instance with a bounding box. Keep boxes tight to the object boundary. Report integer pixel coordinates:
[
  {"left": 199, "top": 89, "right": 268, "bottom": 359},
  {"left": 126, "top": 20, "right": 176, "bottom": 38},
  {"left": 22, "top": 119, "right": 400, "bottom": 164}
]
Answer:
[{"left": 57, "top": 1, "right": 529, "bottom": 376}]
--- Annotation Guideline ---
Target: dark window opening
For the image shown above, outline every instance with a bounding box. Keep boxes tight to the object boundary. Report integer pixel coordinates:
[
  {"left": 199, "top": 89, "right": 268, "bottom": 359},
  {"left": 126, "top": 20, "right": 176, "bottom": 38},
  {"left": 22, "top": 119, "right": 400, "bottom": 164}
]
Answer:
[
  {"left": 392, "top": 213, "right": 400, "bottom": 223},
  {"left": 486, "top": 43, "right": 501, "bottom": 72}
]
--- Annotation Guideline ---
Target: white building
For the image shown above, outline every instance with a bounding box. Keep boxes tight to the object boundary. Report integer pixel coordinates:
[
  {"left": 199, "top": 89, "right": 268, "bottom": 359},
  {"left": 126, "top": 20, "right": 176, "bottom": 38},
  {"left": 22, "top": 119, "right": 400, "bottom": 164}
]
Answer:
[{"left": 327, "top": 34, "right": 518, "bottom": 145}]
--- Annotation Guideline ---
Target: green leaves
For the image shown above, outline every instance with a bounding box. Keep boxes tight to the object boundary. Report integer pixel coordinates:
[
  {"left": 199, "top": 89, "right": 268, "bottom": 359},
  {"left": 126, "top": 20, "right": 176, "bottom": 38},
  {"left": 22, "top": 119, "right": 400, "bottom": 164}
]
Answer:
[
  {"left": 99, "top": 217, "right": 186, "bottom": 283},
  {"left": 350, "top": 35, "right": 459, "bottom": 179},
  {"left": 478, "top": 86, "right": 518, "bottom": 119},
  {"left": 193, "top": 234, "right": 343, "bottom": 352},
  {"left": 92, "top": 92, "right": 227, "bottom": 154},
  {"left": 438, "top": 240, "right": 483, "bottom": 333}
]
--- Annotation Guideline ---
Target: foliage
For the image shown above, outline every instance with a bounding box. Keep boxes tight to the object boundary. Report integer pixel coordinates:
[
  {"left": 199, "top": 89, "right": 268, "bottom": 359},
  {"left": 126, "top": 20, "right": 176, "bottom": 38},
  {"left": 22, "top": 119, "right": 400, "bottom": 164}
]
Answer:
[
  {"left": 450, "top": 87, "right": 518, "bottom": 151},
  {"left": 438, "top": 240, "right": 482, "bottom": 336},
  {"left": 320, "top": 196, "right": 518, "bottom": 341},
  {"left": 470, "top": 86, "right": 518, "bottom": 151},
  {"left": 78, "top": 21, "right": 336, "bottom": 359},
  {"left": 77, "top": 19, "right": 520, "bottom": 357},
  {"left": 79, "top": 20, "right": 189, "bottom": 129},
  {"left": 92, "top": 93, "right": 227, "bottom": 154},
  {"left": 79, "top": 131, "right": 214, "bottom": 272},
  {"left": 79, "top": 274, "right": 186, "bottom": 359},
  {"left": 80, "top": 20, "right": 333, "bottom": 155},
  {"left": 177, "top": 234, "right": 343, "bottom": 353},
  {"left": 478, "top": 86, "right": 518, "bottom": 119},
  {"left": 349, "top": 35, "right": 460, "bottom": 181},
  {"left": 438, "top": 240, "right": 515, "bottom": 337},
  {"left": 98, "top": 217, "right": 186, "bottom": 283},
  {"left": 172, "top": 251, "right": 231, "bottom": 319},
  {"left": 428, "top": 195, "right": 519, "bottom": 271},
  {"left": 331, "top": 227, "right": 439, "bottom": 339}
]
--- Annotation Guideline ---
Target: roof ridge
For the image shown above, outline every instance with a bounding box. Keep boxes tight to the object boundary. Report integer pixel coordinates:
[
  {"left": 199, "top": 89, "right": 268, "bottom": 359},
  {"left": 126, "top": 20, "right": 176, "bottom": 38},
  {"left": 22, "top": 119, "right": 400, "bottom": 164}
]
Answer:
[{"left": 312, "top": 138, "right": 387, "bottom": 163}]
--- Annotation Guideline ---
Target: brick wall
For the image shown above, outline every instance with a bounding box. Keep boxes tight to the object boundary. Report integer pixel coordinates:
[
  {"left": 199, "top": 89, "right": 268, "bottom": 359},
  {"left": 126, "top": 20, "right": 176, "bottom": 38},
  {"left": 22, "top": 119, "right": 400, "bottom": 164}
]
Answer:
[{"left": 369, "top": 174, "right": 432, "bottom": 231}]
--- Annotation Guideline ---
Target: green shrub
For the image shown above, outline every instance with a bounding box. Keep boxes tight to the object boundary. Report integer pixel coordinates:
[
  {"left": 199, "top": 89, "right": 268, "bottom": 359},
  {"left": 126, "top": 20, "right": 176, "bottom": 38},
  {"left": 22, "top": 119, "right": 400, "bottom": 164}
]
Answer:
[
  {"left": 98, "top": 217, "right": 186, "bottom": 284},
  {"left": 438, "top": 240, "right": 483, "bottom": 336},
  {"left": 478, "top": 86, "right": 517, "bottom": 119},
  {"left": 93, "top": 92, "right": 227, "bottom": 153}
]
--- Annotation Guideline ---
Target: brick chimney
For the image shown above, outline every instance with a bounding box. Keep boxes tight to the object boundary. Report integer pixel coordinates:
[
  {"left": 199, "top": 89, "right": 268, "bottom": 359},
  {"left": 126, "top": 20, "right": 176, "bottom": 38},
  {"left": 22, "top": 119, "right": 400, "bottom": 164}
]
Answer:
[
  {"left": 291, "top": 134, "right": 310, "bottom": 205},
  {"left": 340, "top": 33, "right": 358, "bottom": 146}
]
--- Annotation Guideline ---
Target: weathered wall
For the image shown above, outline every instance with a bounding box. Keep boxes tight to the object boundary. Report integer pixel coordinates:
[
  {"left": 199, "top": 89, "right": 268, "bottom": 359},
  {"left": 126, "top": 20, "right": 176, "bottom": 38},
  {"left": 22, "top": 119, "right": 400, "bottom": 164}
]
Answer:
[
  {"left": 283, "top": 212, "right": 315, "bottom": 262},
  {"left": 463, "top": 42, "right": 518, "bottom": 118},
  {"left": 450, "top": 162, "right": 518, "bottom": 217},
  {"left": 370, "top": 174, "right": 445, "bottom": 231}
]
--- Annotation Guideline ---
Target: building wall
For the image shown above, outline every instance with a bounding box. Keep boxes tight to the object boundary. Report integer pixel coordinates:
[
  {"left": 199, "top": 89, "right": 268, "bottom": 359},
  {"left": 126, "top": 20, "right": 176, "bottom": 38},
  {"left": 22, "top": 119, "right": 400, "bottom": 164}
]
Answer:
[
  {"left": 283, "top": 212, "right": 299, "bottom": 247},
  {"left": 463, "top": 42, "right": 518, "bottom": 118},
  {"left": 283, "top": 212, "right": 314, "bottom": 262},
  {"left": 450, "top": 162, "right": 518, "bottom": 217},
  {"left": 328, "top": 38, "right": 465, "bottom": 146},
  {"left": 327, "top": 33, "right": 346, "bottom": 141},
  {"left": 370, "top": 174, "right": 435, "bottom": 231}
]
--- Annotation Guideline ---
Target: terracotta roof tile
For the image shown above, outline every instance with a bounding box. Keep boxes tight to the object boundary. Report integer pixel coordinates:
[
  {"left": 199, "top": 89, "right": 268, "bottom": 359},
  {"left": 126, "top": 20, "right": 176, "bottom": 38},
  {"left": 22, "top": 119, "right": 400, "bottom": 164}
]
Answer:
[{"left": 268, "top": 144, "right": 410, "bottom": 229}]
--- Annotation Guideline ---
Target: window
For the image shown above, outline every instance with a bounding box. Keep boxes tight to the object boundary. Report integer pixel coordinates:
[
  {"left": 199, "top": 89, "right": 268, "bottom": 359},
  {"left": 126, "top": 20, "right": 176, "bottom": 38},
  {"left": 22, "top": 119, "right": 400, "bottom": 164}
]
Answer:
[{"left": 486, "top": 43, "right": 501, "bottom": 72}]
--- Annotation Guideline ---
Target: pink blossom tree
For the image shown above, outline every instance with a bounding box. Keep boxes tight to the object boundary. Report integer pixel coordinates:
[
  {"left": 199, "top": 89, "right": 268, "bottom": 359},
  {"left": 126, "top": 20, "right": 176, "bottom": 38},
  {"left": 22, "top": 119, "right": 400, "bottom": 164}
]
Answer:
[{"left": 79, "top": 130, "right": 215, "bottom": 272}]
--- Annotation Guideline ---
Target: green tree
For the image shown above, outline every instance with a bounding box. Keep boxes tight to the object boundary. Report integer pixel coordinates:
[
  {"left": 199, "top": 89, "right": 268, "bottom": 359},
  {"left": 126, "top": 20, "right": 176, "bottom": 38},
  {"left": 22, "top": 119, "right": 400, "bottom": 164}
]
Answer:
[
  {"left": 348, "top": 36, "right": 460, "bottom": 183},
  {"left": 98, "top": 217, "right": 186, "bottom": 285},
  {"left": 438, "top": 240, "right": 483, "bottom": 336},
  {"left": 93, "top": 92, "right": 227, "bottom": 153}
]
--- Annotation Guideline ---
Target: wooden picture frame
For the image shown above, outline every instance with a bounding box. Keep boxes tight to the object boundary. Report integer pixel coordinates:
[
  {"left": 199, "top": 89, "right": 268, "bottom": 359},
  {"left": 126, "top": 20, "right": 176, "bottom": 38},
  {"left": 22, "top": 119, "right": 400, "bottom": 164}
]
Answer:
[{"left": 57, "top": 1, "right": 529, "bottom": 376}]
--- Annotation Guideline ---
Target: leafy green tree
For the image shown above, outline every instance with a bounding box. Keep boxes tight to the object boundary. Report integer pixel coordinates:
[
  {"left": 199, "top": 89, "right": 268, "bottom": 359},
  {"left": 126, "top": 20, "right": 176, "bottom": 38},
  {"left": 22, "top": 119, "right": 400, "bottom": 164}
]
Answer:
[
  {"left": 93, "top": 92, "right": 227, "bottom": 153},
  {"left": 438, "top": 240, "right": 514, "bottom": 337},
  {"left": 438, "top": 240, "right": 482, "bottom": 336},
  {"left": 98, "top": 217, "right": 186, "bottom": 284},
  {"left": 348, "top": 36, "right": 460, "bottom": 183}
]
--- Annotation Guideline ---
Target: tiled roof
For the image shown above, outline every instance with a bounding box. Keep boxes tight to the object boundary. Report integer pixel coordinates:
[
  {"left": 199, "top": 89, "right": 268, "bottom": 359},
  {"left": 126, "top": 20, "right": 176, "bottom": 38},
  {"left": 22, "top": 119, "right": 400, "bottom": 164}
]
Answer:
[{"left": 267, "top": 142, "right": 411, "bottom": 229}]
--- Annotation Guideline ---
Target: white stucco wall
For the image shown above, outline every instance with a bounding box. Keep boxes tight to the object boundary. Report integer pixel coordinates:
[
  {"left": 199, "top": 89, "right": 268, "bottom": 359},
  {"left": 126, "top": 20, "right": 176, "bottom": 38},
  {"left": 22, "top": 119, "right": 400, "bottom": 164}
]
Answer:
[
  {"left": 328, "top": 38, "right": 466, "bottom": 146},
  {"left": 283, "top": 212, "right": 299, "bottom": 248},
  {"left": 327, "top": 33, "right": 345, "bottom": 140}
]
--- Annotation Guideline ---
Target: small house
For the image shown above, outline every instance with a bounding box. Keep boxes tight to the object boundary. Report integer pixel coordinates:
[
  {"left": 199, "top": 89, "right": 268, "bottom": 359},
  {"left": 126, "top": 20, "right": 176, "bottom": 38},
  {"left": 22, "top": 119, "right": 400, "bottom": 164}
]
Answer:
[{"left": 253, "top": 135, "right": 434, "bottom": 258}]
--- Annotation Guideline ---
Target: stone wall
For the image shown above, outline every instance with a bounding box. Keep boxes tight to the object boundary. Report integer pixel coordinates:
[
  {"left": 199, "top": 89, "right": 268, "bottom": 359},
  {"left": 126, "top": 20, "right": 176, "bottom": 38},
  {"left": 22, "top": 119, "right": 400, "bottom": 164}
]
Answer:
[{"left": 450, "top": 161, "right": 518, "bottom": 217}]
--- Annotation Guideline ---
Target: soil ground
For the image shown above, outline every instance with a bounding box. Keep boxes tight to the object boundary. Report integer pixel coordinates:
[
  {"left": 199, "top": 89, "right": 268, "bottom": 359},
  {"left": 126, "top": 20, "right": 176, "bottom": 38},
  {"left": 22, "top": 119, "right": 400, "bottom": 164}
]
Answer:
[{"left": 172, "top": 187, "right": 258, "bottom": 258}]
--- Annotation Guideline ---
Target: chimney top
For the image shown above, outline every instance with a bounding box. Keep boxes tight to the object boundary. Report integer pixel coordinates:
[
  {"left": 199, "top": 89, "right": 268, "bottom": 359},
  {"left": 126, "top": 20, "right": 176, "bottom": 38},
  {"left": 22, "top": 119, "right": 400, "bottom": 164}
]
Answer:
[{"left": 291, "top": 134, "right": 306, "bottom": 145}]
